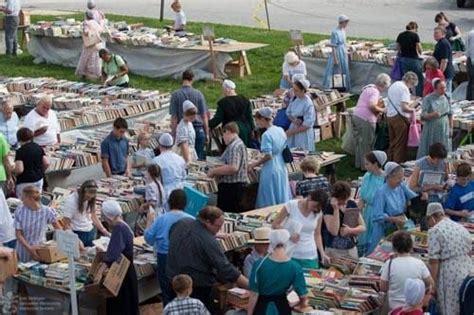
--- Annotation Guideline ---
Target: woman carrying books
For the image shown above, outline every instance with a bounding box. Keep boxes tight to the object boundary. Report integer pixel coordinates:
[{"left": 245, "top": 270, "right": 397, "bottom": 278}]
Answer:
[
  {"left": 62, "top": 180, "right": 110, "bottom": 247},
  {"left": 14, "top": 185, "right": 62, "bottom": 262},
  {"left": 322, "top": 181, "right": 366, "bottom": 259}
]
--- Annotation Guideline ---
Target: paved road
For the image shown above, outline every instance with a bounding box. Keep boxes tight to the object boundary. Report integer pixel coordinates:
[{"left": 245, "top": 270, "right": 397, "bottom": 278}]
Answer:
[{"left": 23, "top": 0, "right": 474, "bottom": 41}]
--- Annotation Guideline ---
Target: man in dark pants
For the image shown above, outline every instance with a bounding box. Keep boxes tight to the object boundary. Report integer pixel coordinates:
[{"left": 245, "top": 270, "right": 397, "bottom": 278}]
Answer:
[
  {"left": 466, "top": 28, "right": 474, "bottom": 101},
  {"left": 1, "top": 0, "right": 20, "bottom": 56},
  {"left": 166, "top": 207, "right": 248, "bottom": 313},
  {"left": 170, "top": 70, "right": 209, "bottom": 160},
  {"left": 207, "top": 122, "right": 248, "bottom": 213}
]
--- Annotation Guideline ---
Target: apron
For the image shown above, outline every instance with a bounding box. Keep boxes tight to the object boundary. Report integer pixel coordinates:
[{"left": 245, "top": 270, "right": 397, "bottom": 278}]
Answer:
[{"left": 254, "top": 294, "right": 291, "bottom": 315}]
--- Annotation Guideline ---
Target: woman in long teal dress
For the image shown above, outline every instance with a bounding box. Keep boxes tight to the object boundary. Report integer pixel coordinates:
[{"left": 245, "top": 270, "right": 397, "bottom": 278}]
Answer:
[
  {"left": 323, "top": 15, "right": 351, "bottom": 91},
  {"left": 357, "top": 151, "right": 387, "bottom": 256},
  {"left": 286, "top": 79, "right": 316, "bottom": 152},
  {"left": 416, "top": 80, "right": 452, "bottom": 159},
  {"left": 251, "top": 107, "right": 290, "bottom": 208},
  {"left": 248, "top": 229, "right": 309, "bottom": 315}
]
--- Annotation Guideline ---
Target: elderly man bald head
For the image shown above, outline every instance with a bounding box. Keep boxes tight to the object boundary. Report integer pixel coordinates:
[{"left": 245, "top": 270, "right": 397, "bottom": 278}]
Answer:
[
  {"left": 0, "top": 98, "right": 19, "bottom": 147},
  {"left": 23, "top": 95, "right": 61, "bottom": 146}
]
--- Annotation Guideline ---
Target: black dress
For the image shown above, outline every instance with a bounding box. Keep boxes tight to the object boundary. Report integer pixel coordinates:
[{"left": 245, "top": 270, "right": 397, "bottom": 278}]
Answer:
[{"left": 104, "top": 222, "right": 139, "bottom": 315}]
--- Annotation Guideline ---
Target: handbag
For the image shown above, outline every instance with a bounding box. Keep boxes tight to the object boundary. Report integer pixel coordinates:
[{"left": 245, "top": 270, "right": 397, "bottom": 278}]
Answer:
[
  {"left": 407, "top": 113, "right": 421, "bottom": 147},
  {"left": 282, "top": 145, "right": 293, "bottom": 163},
  {"left": 390, "top": 56, "right": 403, "bottom": 81},
  {"left": 332, "top": 63, "right": 347, "bottom": 92}
]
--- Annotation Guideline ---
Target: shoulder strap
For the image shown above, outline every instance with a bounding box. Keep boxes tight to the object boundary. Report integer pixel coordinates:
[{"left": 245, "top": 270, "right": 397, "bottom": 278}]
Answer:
[
  {"left": 387, "top": 257, "right": 394, "bottom": 290},
  {"left": 387, "top": 95, "right": 405, "bottom": 117}
]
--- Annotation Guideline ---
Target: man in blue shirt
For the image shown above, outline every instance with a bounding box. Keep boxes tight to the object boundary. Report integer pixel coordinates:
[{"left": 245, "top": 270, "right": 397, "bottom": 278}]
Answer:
[
  {"left": 0, "top": 99, "right": 19, "bottom": 148},
  {"left": 144, "top": 189, "right": 193, "bottom": 305},
  {"left": 100, "top": 117, "right": 129, "bottom": 177},
  {"left": 169, "top": 70, "right": 209, "bottom": 160},
  {"left": 445, "top": 163, "right": 474, "bottom": 221}
]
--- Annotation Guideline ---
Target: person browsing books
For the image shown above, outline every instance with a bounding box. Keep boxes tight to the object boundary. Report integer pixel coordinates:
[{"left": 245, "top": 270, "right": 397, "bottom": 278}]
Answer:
[
  {"left": 243, "top": 227, "right": 271, "bottom": 278},
  {"left": 99, "top": 48, "right": 129, "bottom": 87},
  {"left": 389, "top": 278, "right": 432, "bottom": 315},
  {"left": 207, "top": 122, "right": 248, "bottom": 213},
  {"left": 0, "top": 98, "right": 19, "bottom": 147},
  {"left": 100, "top": 117, "right": 130, "bottom": 177},
  {"left": 23, "top": 96, "right": 61, "bottom": 147},
  {"left": 444, "top": 163, "right": 474, "bottom": 221},
  {"left": 322, "top": 181, "right": 366, "bottom": 259}
]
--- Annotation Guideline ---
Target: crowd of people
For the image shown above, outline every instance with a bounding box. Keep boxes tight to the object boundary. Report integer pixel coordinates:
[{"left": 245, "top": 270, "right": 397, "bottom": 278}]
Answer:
[{"left": 0, "top": 2, "right": 473, "bottom": 315}]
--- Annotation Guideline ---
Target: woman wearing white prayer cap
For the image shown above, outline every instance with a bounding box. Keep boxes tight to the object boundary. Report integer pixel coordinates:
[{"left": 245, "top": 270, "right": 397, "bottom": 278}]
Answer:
[
  {"left": 280, "top": 51, "right": 307, "bottom": 90},
  {"left": 209, "top": 79, "right": 256, "bottom": 147},
  {"left": 247, "top": 229, "right": 310, "bottom": 314},
  {"left": 387, "top": 278, "right": 430, "bottom": 314},
  {"left": 323, "top": 14, "right": 351, "bottom": 91},
  {"left": 358, "top": 150, "right": 388, "bottom": 255},
  {"left": 100, "top": 199, "right": 139, "bottom": 315},
  {"left": 175, "top": 100, "right": 198, "bottom": 163},
  {"left": 286, "top": 77, "right": 316, "bottom": 151},
  {"left": 251, "top": 107, "right": 290, "bottom": 208},
  {"left": 369, "top": 162, "right": 418, "bottom": 251},
  {"left": 86, "top": 0, "right": 105, "bottom": 26},
  {"left": 426, "top": 202, "right": 472, "bottom": 315}
]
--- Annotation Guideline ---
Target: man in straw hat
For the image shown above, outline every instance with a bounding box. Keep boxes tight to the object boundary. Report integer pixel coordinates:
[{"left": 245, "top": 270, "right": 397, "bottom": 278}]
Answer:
[{"left": 243, "top": 227, "right": 271, "bottom": 277}]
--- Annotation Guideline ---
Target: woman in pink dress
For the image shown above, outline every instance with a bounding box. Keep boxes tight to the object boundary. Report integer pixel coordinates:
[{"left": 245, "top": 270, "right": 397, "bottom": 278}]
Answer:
[
  {"left": 423, "top": 57, "right": 445, "bottom": 96},
  {"left": 75, "top": 10, "right": 105, "bottom": 80}
]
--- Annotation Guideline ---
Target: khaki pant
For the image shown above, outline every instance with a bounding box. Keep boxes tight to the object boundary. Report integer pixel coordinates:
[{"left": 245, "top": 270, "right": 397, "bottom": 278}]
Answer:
[
  {"left": 387, "top": 115, "right": 409, "bottom": 163},
  {"left": 325, "top": 246, "right": 359, "bottom": 259}
]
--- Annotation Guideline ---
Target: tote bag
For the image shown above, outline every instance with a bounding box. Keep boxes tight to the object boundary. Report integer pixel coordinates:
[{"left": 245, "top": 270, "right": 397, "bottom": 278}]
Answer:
[
  {"left": 390, "top": 56, "right": 403, "bottom": 81},
  {"left": 407, "top": 113, "right": 421, "bottom": 147}
]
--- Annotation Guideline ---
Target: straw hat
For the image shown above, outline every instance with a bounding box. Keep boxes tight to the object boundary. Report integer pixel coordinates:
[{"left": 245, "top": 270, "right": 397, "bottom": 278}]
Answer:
[{"left": 248, "top": 227, "right": 271, "bottom": 244}]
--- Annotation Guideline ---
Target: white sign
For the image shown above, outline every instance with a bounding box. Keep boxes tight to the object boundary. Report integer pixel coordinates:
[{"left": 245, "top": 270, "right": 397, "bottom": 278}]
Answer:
[
  {"left": 202, "top": 25, "right": 215, "bottom": 39},
  {"left": 56, "top": 230, "right": 80, "bottom": 259}
]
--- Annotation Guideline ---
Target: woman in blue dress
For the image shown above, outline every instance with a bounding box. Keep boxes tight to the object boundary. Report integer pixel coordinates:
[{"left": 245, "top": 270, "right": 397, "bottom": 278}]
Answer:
[
  {"left": 286, "top": 78, "right": 316, "bottom": 152},
  {"left": 323, "top": 15, "right": 351, "bottom": 91},
  {"left": 357, "top": 151, "right": 387, "bottom": 256},
  {"left": 370, "top": 162, "right": 418, "bottom": 249},
  {"left": 251, "top": 107, "right": 290, "bottom": 208},
  {"left": 248, "top": 229, "right": 309, "bottom": 315}
]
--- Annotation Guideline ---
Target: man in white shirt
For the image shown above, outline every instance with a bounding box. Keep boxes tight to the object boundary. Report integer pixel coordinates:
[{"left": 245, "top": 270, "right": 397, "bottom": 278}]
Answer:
[
  {"left": 171, "top": 1, "right": 186, "bottom": 31},
  {"left": 386, "top": 71, "right": 418, "bottom": 163},
  {"left": 0, "top": 98, "right": 19, "bottom": 147},
  {"left": 0, "top": 0, "right": 21, "bottom": 56},
  {"left": 466, "top": 28, "right": 474, "bottom": 101},
  {"left": 23, "top": 96, "right": 61, "bottom": 147}
]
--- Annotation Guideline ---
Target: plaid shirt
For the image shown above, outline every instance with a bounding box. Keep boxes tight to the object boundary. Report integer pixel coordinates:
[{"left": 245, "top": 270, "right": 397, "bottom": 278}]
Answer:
[
  {"left": 163, "top": 297, "right": 210, "bottom": 315},
  {"left": 220, "top": 137, "right": 248, "bottom": 184},
  {"left": 296, "top": 175, "right": 330, "bottom": 197}
]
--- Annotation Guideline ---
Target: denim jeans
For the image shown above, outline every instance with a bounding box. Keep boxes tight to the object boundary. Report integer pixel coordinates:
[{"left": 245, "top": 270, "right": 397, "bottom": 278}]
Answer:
[
  {"left": 399, "top": 57, "right": 424, "bottom": 97},
  {"left": 73, "top": 229, "right": 96, "bottom": 247},
  {"left": 4, "top": 16, "right": 19, "bottom": 55},
  {"left": 157, "top": 253, "right": 173, "bottom": 305},
  {"left": 194, "top": 125, "right": 206, "bottom": 160}
]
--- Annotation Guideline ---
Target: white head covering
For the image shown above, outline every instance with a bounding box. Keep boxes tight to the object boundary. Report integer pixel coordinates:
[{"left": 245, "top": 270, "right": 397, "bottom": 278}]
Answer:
[
  {"left": 373, "top": 150, "right": 387, "bottom": 167},
  {"left": 292, "top": 73, "right": 306, "bottom": 84},
  {"left": 101, "top": 200, "right": 122, "bottom": 220},
  {"left": 85, "top": 9, "right": 95, "bottom": 20},
  {"left": 158, "top": 133, "right": 174, "bottom": 147},
  {"left": 285, "top": 51, "right": 299, "bottom": 64},
  {"left": 183, "top": 100, "right": 196, "bottom": 113},
  {"left": 222, "top": 79, "right": 236, "bottom": 90},
  {"left": 338, "top": 15, "right": 349, "bottom": 23},
  {"left": 404, "top": 278, "right": 425, "bottom": 306},
  {"left": 384, "top": 161, "right": 400, "bottom": 178},
  {"left": 296, "top": 79, "right": 310, "bottom": 90},
  {"left": 257, "top": 107, "right": 273, "bottom": 119},
  {"left": 269, "top": 229, "right": 290, "bottom": 250},
  {"left": 87, "top": 0, "right": 96, "bottom": 9},
  {"left": 426, "top": 202, "right": 445, "bottom": 217}
]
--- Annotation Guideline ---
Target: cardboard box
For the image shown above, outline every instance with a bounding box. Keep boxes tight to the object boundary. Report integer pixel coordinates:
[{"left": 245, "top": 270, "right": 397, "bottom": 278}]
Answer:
[
  {"left": 319, "top": 123, "right": 333, "bottom": 140},
  {"left": 36, "top": 245, "right": 67, "bottom": 263},
  {"left": 103, "top": 254, "right": 130, "bottom": 297},
  {"left": 139, "top": 303, "right": 163, "bottom": 315},
  {"left": 0, "top": 249, "right": 18, "bottom": 282},
  {"left": 19, "top": 10, "right": 31, "bottom": 26},
  {"left": 224, "top": 60, "right": 245, "bottom": 78}
]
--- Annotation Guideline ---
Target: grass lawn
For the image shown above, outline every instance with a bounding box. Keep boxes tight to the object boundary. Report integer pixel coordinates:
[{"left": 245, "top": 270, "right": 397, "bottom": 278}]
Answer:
[{"left": 0, "top": 13, "right": 367, "bottom": 179}]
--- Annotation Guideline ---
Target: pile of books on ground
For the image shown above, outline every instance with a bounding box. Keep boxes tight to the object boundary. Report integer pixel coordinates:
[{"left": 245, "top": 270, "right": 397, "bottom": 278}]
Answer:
[
  {"left": 451, "top": 100, "right": 474, "bottom": 131},
  {"left": 44, "top": 142, "right": 101, "bottom": 172}
]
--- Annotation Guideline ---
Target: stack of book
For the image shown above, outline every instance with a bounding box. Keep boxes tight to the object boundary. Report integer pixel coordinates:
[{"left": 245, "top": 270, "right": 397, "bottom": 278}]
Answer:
[
  {"left": 226, "top": 288, "right": 250, "bottom": 309},
  {"left": 217, "top": 231, "right": 252, "bottom": 252}
]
